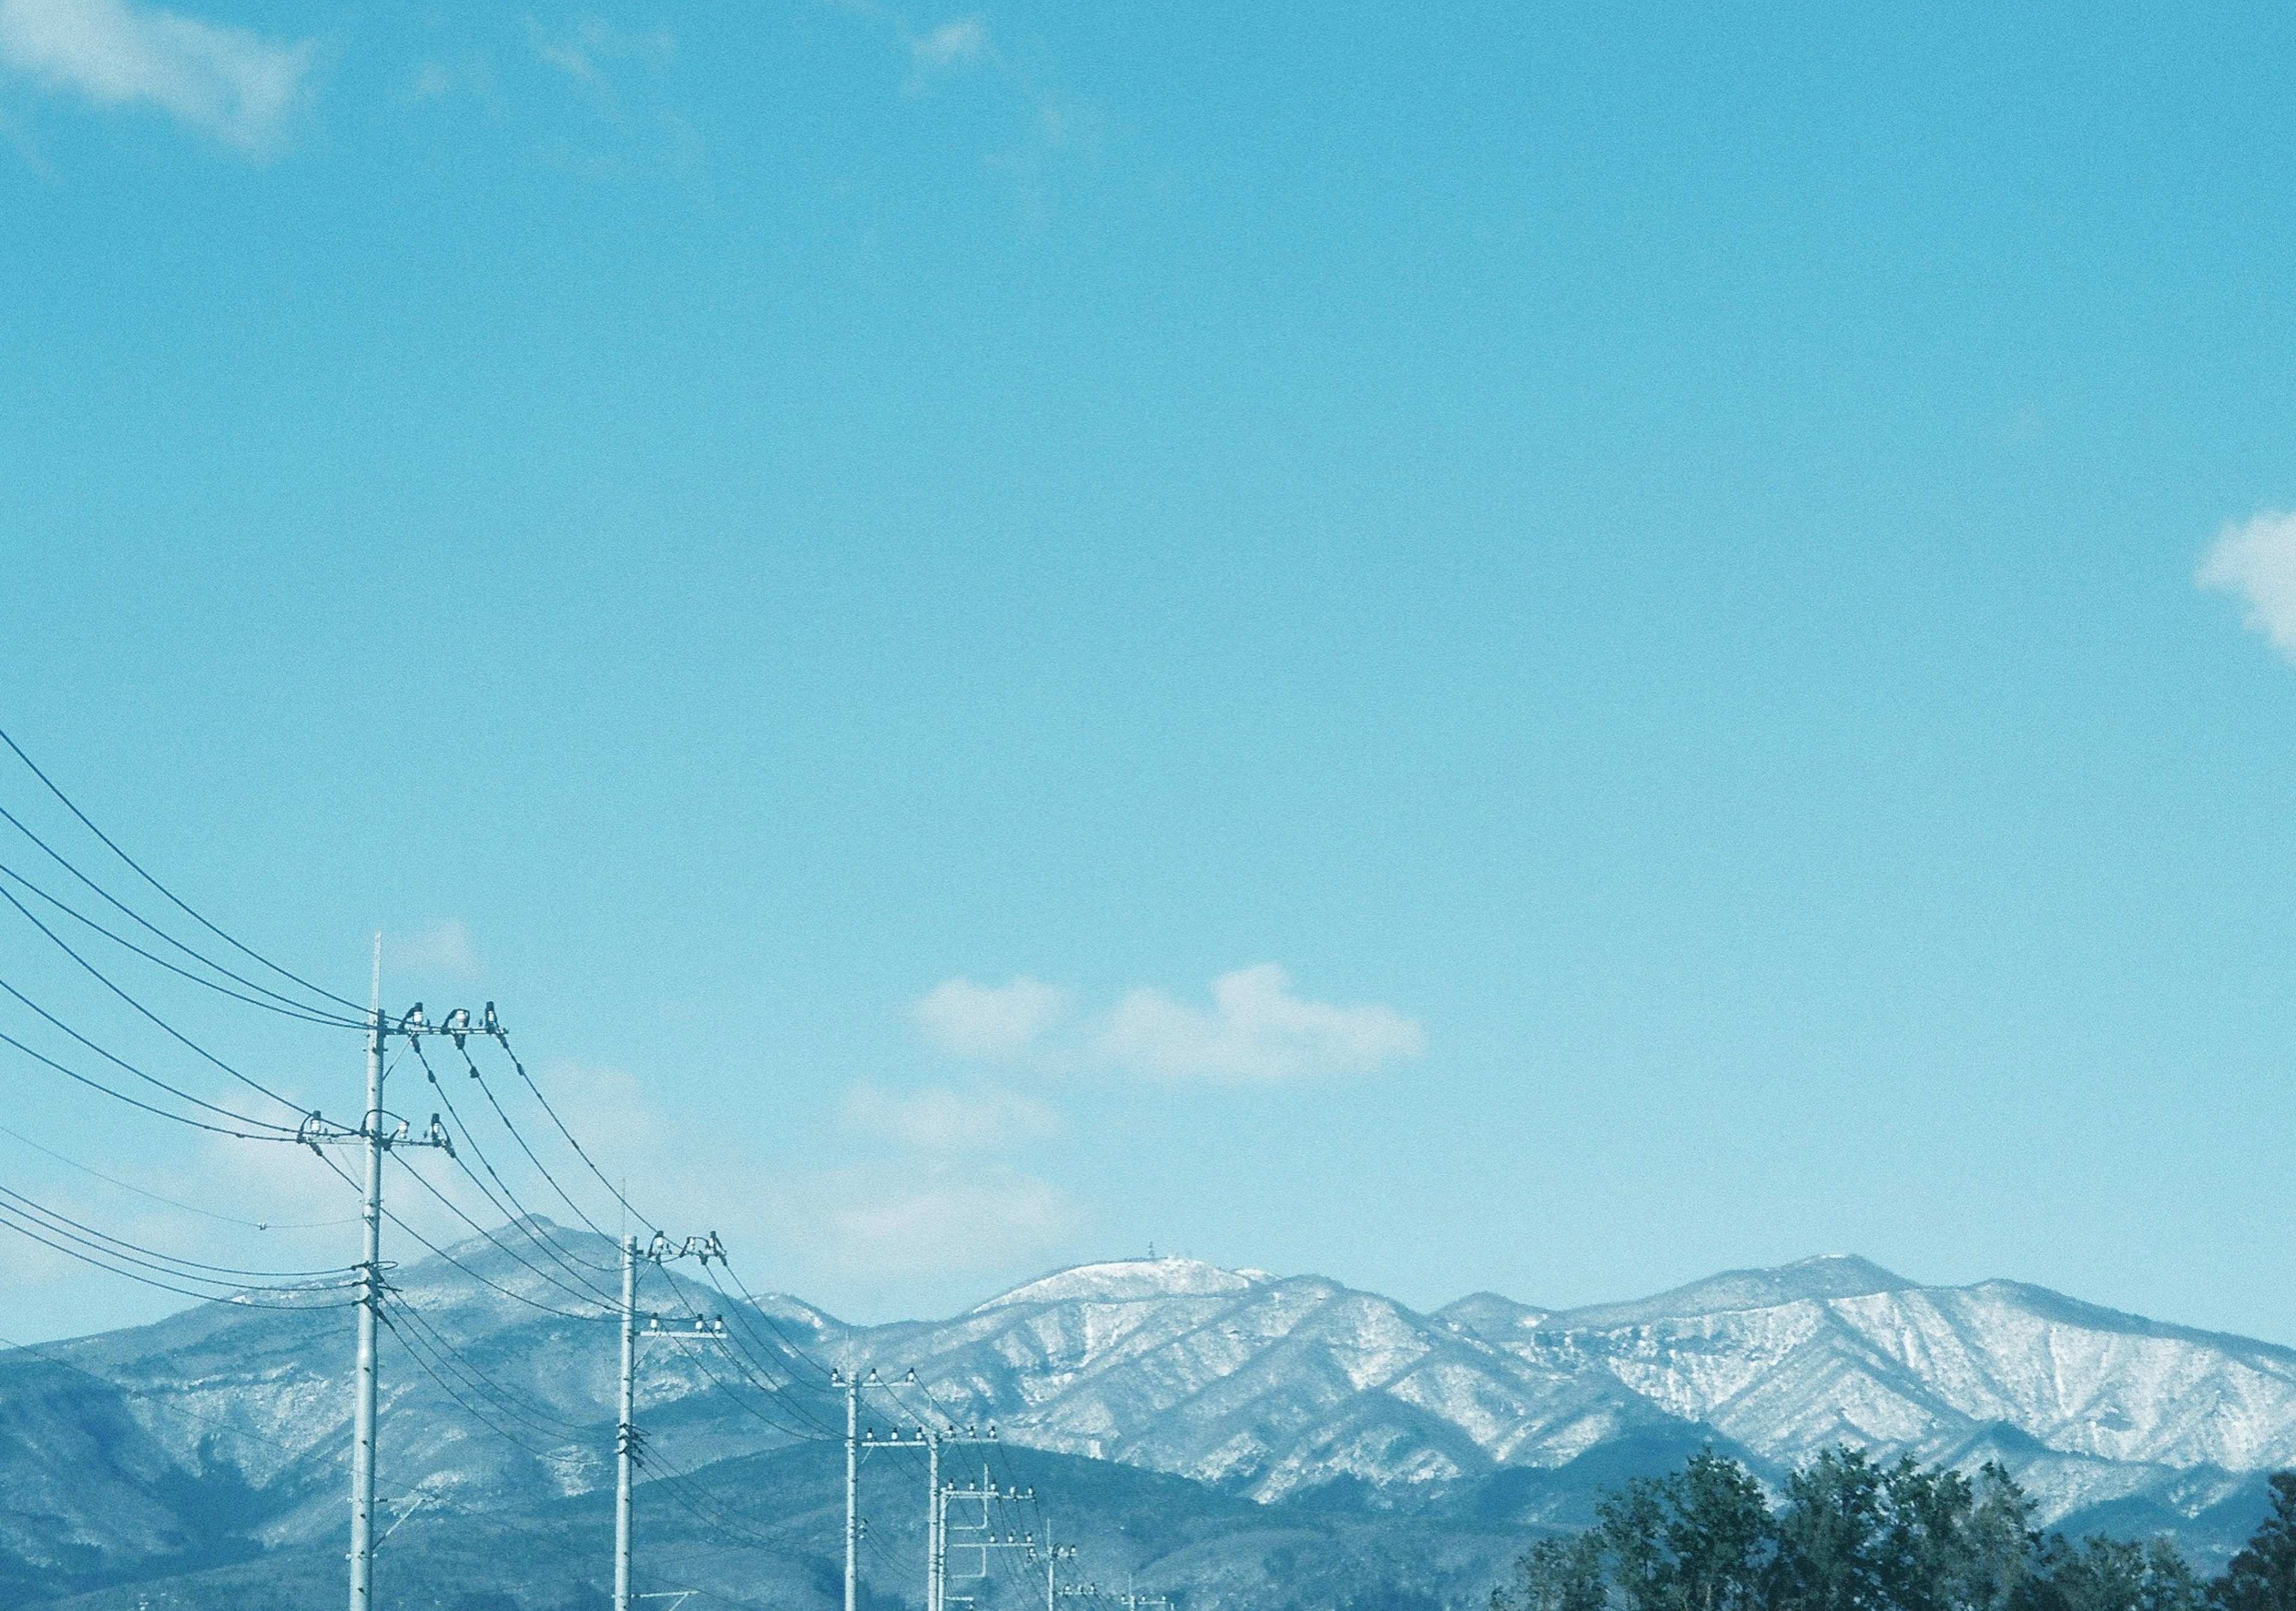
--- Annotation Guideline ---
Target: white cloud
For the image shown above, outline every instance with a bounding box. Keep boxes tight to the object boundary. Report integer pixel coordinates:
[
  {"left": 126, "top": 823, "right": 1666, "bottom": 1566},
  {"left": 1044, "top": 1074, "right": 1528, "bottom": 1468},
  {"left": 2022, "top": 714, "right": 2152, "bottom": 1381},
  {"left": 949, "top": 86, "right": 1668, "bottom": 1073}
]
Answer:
[
  {"left": 1097, "top": 963, "right": 1424, "bottom": 1081},
  {"left": 770, "top": 1163, "right": 1081, "bottom": 1282},
  {"left": 2199, "top": 511, "right": 2296, "bottom": 661},
  {"left": 529, "top": 16, "right": 674, "bottom": 85},
  {"left": 914, "top": 976, "right": 1064, "bottom": 1061},
  {"left": 911, "top": 16, "right": 986, "bottom": 69},
  {"left": 842, "top": 1082, "right": 1061, "bottom": 1152},
  {"left": 387, "top": 920, "right": 481, "bottom": 980},
  {"left": 0, "top": 0, "right": 311, "bottom": 154}
]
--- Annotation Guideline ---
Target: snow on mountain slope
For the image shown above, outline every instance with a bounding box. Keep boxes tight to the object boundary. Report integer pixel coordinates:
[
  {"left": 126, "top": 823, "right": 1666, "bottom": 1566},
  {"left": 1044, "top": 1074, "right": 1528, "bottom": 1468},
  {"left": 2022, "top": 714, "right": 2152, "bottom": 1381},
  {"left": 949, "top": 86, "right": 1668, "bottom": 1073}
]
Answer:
[
  {"left": 8, "top": 1229, "right": 2295, "bottom": 1602},
  {"left": 877, "top": 1253, "right": 2296, "bottom": 1523}
]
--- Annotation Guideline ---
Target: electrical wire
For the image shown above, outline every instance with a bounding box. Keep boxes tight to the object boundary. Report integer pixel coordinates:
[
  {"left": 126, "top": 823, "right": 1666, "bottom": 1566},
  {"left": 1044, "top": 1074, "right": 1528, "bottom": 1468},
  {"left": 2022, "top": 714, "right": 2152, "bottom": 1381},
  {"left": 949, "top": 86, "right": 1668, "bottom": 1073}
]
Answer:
[
  {"left": 309, "top": 1148, "right": 603, "bottom": 1321},
  {"left": 381, "top": 1292, "right": 597, "bottom": 1444},
  {"left": 408, "top": 1038, "right": 620, "bottom": 1296},
  {"left": 0, "top": 886, "right": 316, "bottom": 1120},
  {"left": 375, "top": 1305, "right": 564, "bottom": 1463},
  {"left": 0, "top": 1197, "right": 361, "bottom": 1310},
  {"left": 380, "top": 1151, "right": 616, "bottom": 1316},
  {"left": 0, "top": 1019, "right": 307, "bottom": 1140},
  {"left": 0, "top": 856, "right": 364, "bottom": 1027},
  {"left": 645, "top": 1284, "right": 825, "bottom": 1443},
  {"left": 490, "top": 1029, "right": 661, "bottom": 1237},
  {"left": 0, "top": 1182, "right": 361, "bottom": 1281},
  {"left": 634, "top": 1451, "right": 784, "bottom": 1551},
  {"left": 456, "top": 1038, "right": 619, "bottom": 1246},
  {"left": 0, "top": 724, "right": 367, "bottom": 1016},
  {"left": 0, "top": 1118, "right": 358, "bottom": 1229}
]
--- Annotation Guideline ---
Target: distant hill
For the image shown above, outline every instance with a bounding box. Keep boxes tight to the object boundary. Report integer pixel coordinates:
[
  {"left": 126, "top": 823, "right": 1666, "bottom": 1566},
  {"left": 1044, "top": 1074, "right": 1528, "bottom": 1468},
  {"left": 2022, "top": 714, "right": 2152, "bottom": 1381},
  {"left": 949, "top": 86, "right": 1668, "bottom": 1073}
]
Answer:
[{"left": 5, "top": 1230, "right": 2288, "bottom": 1608}]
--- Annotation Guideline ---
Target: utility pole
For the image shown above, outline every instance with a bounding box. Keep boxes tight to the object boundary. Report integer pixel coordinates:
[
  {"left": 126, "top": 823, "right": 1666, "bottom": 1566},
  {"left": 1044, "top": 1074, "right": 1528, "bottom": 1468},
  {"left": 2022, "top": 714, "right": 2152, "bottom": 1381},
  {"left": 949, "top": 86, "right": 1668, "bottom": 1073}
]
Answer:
[
  {"left": 616, "top": 1232, "right": 725, "bottom": 1611},
  {"left": 331, "top": 960, "right": 462, "bottom": 1611},
  {"left": 347, "top": 962, "right": 384, "bottom": 1611},
  {"left": 937, "top": 1466, "right": 1036, "bottom": 1611},
  {"left": 1033, "top": 1518, "right": 1077, "bottom": 1611},
  {"left": 861, "top": 1416, "right": 997, "bottom": 1611},
  {"left": 841, "top": 1369, "right": 864, "bottom": 1611},
  {"left": 615, "top": 1234, "right": 637, "bottom": 1611}
]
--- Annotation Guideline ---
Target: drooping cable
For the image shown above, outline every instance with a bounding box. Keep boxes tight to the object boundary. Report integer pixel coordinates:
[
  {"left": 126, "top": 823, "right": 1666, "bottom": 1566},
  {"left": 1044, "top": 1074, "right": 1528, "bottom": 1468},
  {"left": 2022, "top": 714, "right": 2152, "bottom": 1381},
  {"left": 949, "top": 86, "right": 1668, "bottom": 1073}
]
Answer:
[
  {"left": 382, "top": 1151, "right": 619, "bottom": 1316},
  {"left": 0, "top": 1018, "right": 306, "bottom": 1140},
  {"left": 407, "top": 1039, "right": 619, "bottom": 1292},
  {"left": 309, "top": 1148, "right": 602, "bottom": 1322},
  {"left": 0, "top": 1198, "right": 361, "bottom": 1310},
  {"left": 0, "top": 724, "right": 367, "bottom": 1015},
  {"left": 0, "top": 1182, "right": 359, "bottom": 1281},
  {"left": 0, "top": 889, "right": 317, "bottom": 1121},
  {"left": 0, "top": 1119, "right": 357, "bottom": 1230},
  {"left": 490, "top": 1029, "right": 661, "bottom": 1237},
  {"left": 375, "top": 1305, "right": 563, "bottom": 1462},
  {"left": 0, "top": 856, "right": 362, "bottom": 1027},
  {"left": 456, "top": 1039, "right": 618, "bottom": 1246},
  {"left": 381, "top": 1292, "right": 596, "bottom": 1443}
]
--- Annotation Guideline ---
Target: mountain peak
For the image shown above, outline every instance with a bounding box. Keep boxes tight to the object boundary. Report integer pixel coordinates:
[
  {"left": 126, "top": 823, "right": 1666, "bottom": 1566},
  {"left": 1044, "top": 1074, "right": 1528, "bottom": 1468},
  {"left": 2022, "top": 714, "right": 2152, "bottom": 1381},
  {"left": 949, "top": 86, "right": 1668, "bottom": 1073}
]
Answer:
[
  {"left": 972, "top": 1256, "right": 1262, "bottom": 1313},
  {"left": 1553, "top": 1253, "right": 1917, "bottom": 1328}
]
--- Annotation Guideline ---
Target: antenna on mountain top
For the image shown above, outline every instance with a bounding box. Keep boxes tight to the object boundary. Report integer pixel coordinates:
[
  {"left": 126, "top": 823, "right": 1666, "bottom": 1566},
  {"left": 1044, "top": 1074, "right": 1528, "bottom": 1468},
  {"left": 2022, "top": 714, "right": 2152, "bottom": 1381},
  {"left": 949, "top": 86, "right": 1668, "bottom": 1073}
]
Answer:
[{"left": 1147, "top": 1241, "right": 1154, "bottom": 1260}]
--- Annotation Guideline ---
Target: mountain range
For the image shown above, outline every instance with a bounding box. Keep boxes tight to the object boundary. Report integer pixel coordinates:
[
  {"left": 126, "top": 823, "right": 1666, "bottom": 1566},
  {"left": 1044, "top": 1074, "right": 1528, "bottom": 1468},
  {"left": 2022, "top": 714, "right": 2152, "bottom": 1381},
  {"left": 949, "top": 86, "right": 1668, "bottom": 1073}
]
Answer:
[{"left": 4, "top": 1226, "right": 2289, "bottom": 1610}]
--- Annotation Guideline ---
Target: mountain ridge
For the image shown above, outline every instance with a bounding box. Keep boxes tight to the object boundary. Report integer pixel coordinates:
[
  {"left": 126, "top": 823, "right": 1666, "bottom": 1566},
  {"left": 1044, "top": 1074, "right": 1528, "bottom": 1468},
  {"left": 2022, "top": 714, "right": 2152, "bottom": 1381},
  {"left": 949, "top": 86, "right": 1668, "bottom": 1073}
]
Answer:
[{"left": 6, "top": 1228, "right": 2293, "bottom": 1609}]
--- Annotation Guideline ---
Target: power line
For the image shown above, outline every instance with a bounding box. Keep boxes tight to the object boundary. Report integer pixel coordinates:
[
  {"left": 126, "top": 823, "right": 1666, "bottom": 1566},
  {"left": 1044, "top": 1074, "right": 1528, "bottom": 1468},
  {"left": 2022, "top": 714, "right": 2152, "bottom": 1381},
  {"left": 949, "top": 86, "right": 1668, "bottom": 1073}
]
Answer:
[
  {"left": 375, "top": 1305, "right": 565, "bottom": 1464},
  {"left": 489, "top": 1028, "right": 661, "bottom": 1238},
  {"left": 456, "top": 1038, "right": 619, "bottom": 1246},
  {"left": 0, "top": 887, "right": 317, "bottom": 1120},
  {"left": 0, "top": 1118, "right": 357, "bottom": 1230},
  {"left": 0, "top": 1182, "right": 359, "bottom": 1281},
  {"left": 382, "top": 1293, "right": 597, "bottom": 1444},
  {"left": 310, "top": 1147, "right": 602, "bottom": 1322},
  {"left": 407, "top": 1038, "right": 621, "bottom": 1298},
  {"left": 0, "top": 1017, "right": 306, "bottom": 1139},
  {"left": 382, "top": 1151, "right": 618, "bottom": 1316},
  {"left": 0, "top": 724, "right": 365, "bottom": 1015},
  {"left": 0, "top": 855, "right": 363, "bottom": 1027},
  {"left": 0, "top": 1195, "right": 361, "bottom": 1310}
]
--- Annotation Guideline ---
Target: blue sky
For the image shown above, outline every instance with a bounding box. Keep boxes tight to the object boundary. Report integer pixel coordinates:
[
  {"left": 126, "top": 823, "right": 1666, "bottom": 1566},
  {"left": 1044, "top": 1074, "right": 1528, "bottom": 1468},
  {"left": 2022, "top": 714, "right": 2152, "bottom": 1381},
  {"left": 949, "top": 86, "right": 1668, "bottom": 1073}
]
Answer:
[{"left": 7, "top": 0, "right": 2296, "bottom": 1344}]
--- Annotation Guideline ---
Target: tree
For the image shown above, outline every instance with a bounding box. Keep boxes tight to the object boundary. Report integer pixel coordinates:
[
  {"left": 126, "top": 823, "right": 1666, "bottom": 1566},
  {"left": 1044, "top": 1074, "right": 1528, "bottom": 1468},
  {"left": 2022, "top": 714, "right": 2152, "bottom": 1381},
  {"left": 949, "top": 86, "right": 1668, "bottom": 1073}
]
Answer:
[
  {"left": 1492, "top": 1534, "right": 1607, "bottom": 1611},
  {"left": 1664, "top": 1448, "right": 1775, "bottom": 1611},
  {"left": 1768, "top": 1446, "right": 1890, "bottom": 1611},
  {"left": 2051, "top": 1535, "right": 2203, "bottom": 1611},
  {"left": 1590, "top": 1448, "right": 1772, "bottom": 1611},
  {"left": 2213, "top": 1473, "right": 2296, "bottom": 1611}
]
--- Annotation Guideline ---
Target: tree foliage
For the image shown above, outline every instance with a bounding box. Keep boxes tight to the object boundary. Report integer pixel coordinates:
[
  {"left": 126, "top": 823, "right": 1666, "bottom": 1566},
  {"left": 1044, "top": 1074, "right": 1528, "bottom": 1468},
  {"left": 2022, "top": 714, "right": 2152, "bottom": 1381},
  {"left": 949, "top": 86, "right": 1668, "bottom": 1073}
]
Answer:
[{"left": 1492, "top": 1447, "right": 2296, "bottom": 1611}]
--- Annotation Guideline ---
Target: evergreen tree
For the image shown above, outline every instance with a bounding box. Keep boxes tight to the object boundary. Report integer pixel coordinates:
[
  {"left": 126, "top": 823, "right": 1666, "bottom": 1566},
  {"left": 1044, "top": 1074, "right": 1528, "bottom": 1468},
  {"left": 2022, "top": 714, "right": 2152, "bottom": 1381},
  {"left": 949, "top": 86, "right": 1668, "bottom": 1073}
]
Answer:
[
  {"left": 1494, "top": 1447, "right": 2212, "bottom": 1611},
  {"left": 1664, "top": 1448, "right": 1774, "bottom": 1611},
  {"left": 1492, "top": 1535, "right": 1607, "bottom": 1611},
  {"left": 1768, "top": 1446, "right": 1891, "bottom": 1611},
  {"left": 2213, "top": 1473, "right": 2296, "bottom": 1611},
  {"left": 2051, "top": 1535, "right": 2203, "bottom": 1611}
]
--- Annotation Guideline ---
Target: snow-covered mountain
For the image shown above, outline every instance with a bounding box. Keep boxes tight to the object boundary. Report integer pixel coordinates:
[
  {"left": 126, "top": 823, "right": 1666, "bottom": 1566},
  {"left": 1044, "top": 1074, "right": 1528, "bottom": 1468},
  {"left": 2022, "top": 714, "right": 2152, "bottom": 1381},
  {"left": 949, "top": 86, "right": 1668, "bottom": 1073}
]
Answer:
[
  {"left": 7, "top": 1232, "right": 2292, "bottom": 1607},
  {"left": 850, "top": 1252, "right": 2296, "bottom": 1528}
]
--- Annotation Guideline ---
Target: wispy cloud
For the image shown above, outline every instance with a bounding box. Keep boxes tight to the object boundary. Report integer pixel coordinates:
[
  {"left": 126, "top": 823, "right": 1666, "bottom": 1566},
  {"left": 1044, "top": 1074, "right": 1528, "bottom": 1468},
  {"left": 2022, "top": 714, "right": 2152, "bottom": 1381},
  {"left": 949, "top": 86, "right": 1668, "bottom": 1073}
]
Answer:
[
  {"left": 842, "top": 1082, "right": 1061, "bottom": 1152},
  {"left": 2199, "top": 511, "right": 2296, "bottom": 661},
  {"left": 1098, "top": 964, "right": 1424, "bottom": 1081},
  {"left": 527, "top": 14, "right": 674, "bottom": 86},
  {"left": 911, "top": 965, "right": 1424, "bottom": 1082},
  {"left": 386, "top": 919, "right": 481, "bottom": 980},
  {"left": 914, "top": 975, "right": 1064, "bottom": 1061},
  {"left": 0, "top": 0, "right": 311, "bottom": 154},
  {"left": 771, "top": 1163, "right": 1082, "bottom": 1282},
  {"left": 911, "top": 15, "right": 986, "bottom": 70}
]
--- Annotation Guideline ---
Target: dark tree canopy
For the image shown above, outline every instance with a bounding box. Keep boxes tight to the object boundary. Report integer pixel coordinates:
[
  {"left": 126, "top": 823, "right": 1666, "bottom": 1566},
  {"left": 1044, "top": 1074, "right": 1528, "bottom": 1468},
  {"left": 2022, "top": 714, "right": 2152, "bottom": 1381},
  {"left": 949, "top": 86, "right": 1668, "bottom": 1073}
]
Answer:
[
  {"left": 2213, "top": 1473, "right": 2296, "bottom": 1611},
  {"left": 1492, "top": 1448, "right": 2296, "bottom": 1611}
]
